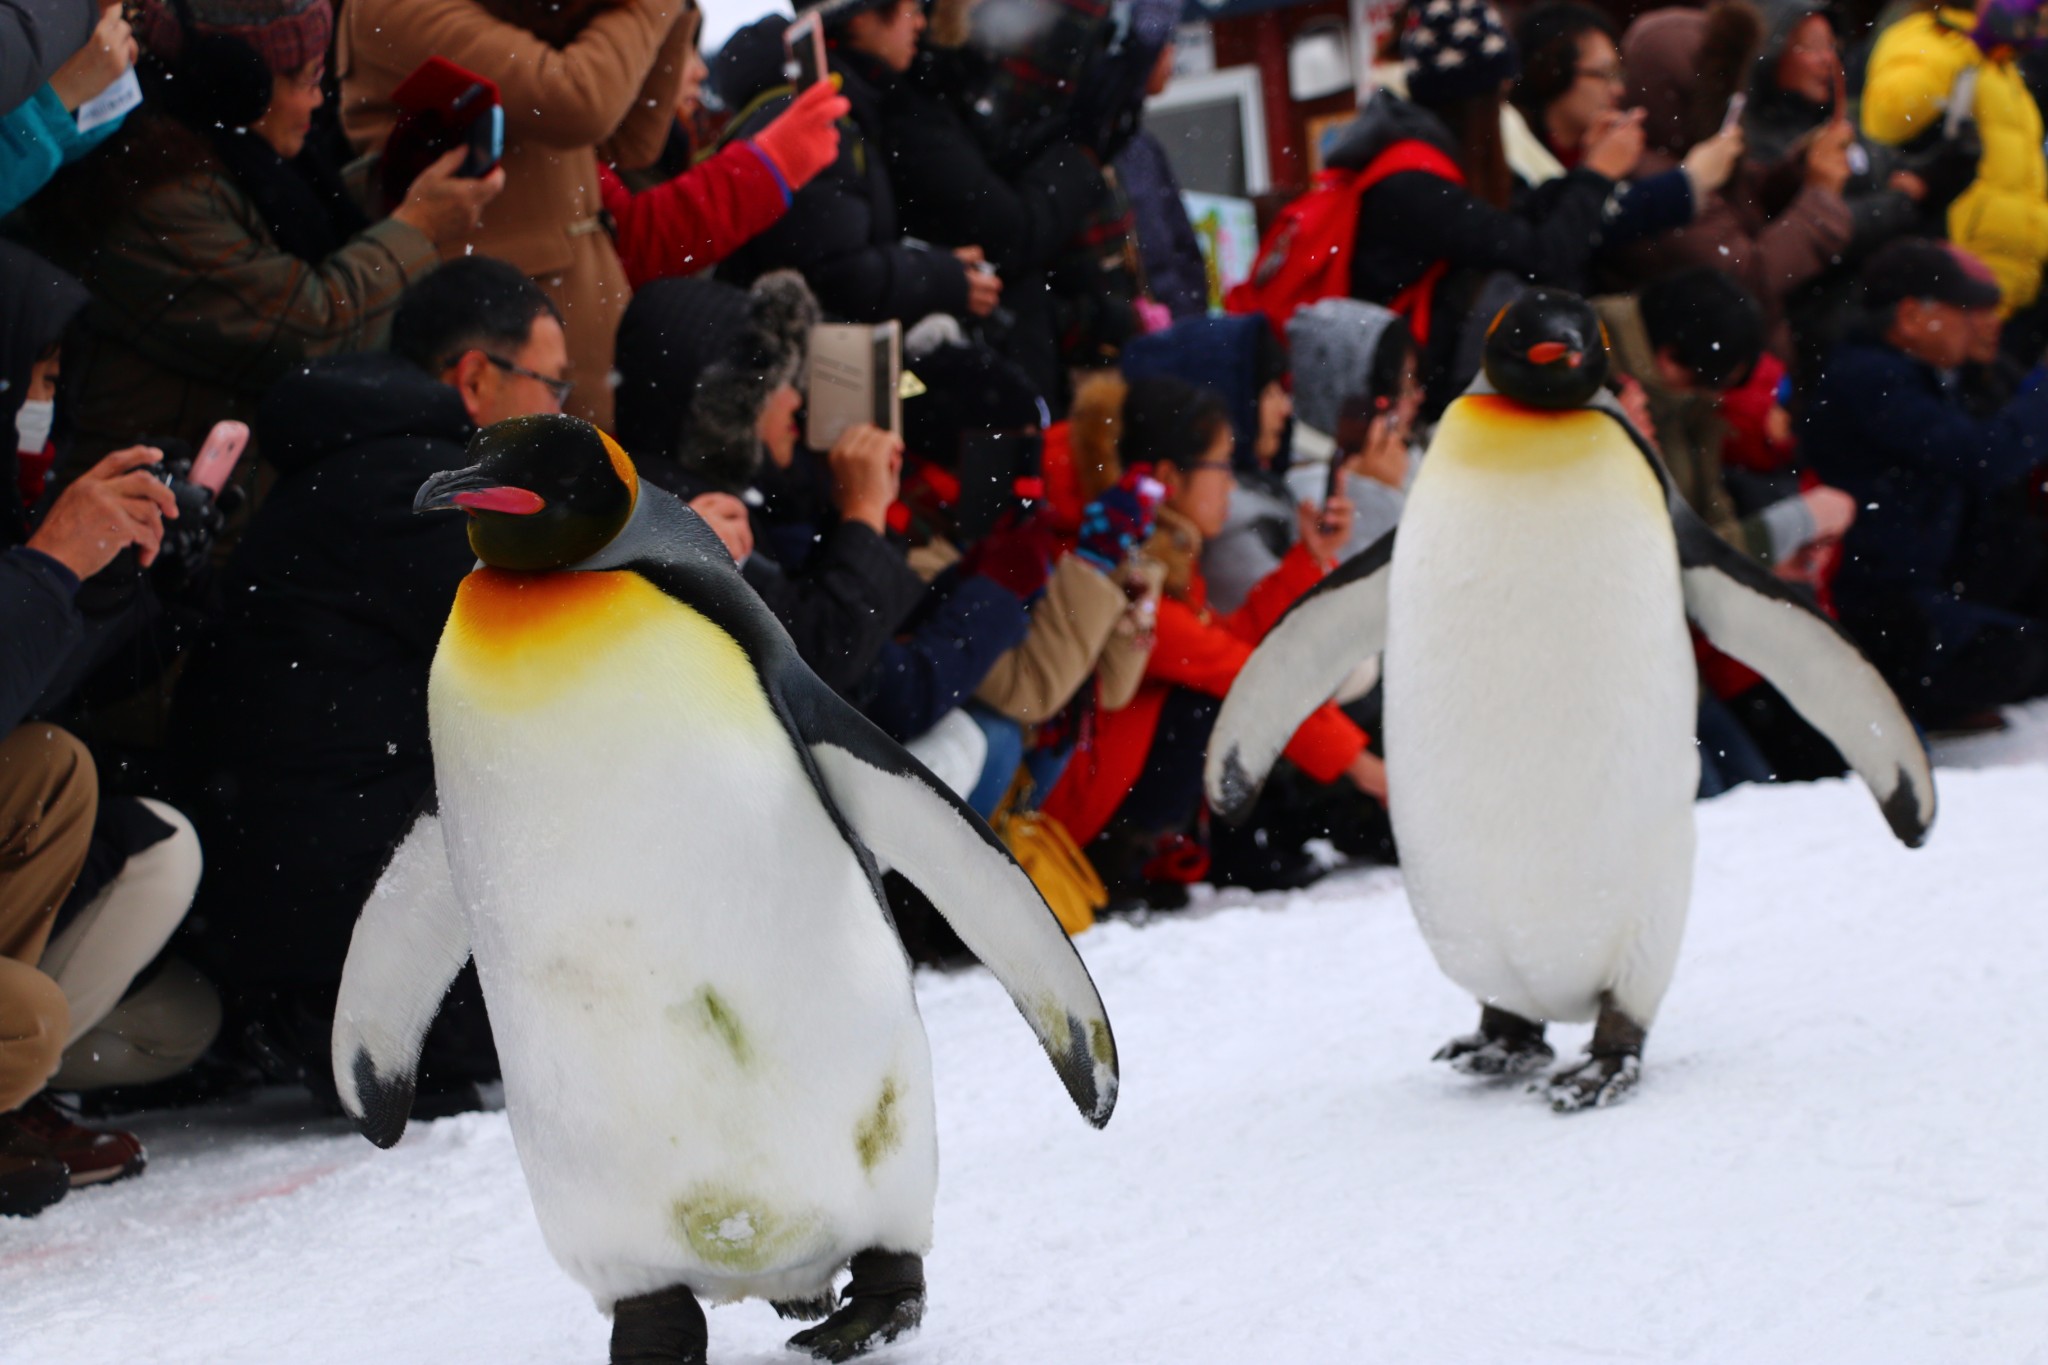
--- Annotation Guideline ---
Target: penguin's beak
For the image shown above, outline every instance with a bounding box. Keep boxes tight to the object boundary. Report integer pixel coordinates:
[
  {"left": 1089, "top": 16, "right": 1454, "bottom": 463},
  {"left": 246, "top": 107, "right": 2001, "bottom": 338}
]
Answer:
[
  {"left": 1526, "top": 341, "right": 1584, "bottom": 368},
  {"left": 415, "top": 468, "right": 549, "bottom": 517}
]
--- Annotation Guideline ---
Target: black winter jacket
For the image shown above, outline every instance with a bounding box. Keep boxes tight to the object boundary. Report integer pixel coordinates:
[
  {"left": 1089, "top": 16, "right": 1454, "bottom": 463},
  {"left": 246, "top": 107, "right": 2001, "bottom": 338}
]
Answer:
[
  {"left": 169, "top": 353, "right": 478, "bottom": 988},
  {"left": 715, "top": 23, "right": 968, "bottom": 324},
  {"left": 651, "top": 455, "right": 927, "bottom": 698},
  {"left": 1336, "top": 92, "right": 1617, "bottom": 308}
]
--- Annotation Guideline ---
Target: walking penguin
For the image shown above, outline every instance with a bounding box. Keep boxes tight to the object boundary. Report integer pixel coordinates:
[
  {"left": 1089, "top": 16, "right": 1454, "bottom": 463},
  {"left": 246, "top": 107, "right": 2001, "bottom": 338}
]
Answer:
[
  {"left": 332, "top": 415, "right": 1118, "bottom": 1363},
  {"left": 1204, "top": 289, "right": 1933, "bottom": 1112}
]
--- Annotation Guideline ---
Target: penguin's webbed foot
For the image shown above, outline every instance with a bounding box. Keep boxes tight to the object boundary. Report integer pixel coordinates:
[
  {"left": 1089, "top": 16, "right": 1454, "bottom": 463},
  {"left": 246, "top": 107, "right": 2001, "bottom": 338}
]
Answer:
[
  {"left": 611, "top": 1283, "right": 707, "bottom": 1365},
  {"left": 1433, "top": 1005, "right": 1553, "bottom": 1076},
  {"left": 787, "top": 1250, "right": 925, "bottom": 1362},
  {"left": 1544, "top": 1052, "right": 1641, "bottom": 1112},
  {"left": 1544, "top": 997, "right": 1646, "bottom": 1114},
  {"left": 772, "top": 1294, "right": 837, "bottom": 1323}
]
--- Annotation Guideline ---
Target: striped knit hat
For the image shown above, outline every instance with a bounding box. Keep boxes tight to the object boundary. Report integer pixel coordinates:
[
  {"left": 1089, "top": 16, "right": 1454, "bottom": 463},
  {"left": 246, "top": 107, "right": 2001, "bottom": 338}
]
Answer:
[{"left": 137, "top": 0, "right": 333, "bottom": 76}]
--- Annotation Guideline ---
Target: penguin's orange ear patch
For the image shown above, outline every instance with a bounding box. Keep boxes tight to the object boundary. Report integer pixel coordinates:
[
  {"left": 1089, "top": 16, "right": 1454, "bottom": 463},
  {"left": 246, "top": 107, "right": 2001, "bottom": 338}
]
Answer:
[{"left": 599, "top": 430, "right": 640, "bottom": 506}]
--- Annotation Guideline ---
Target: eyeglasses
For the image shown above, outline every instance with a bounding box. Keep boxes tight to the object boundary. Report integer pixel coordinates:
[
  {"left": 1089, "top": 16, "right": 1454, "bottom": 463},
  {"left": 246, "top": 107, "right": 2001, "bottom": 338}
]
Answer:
[
  {"left": 1575, "top": 65, "right": 1626, "bottom": 86},
  {"left": 1183, "top": 459, "right": 1236, "bottom": 474},
  {"left": 482, "top": 354, "right": 574, "bottom": 407}
]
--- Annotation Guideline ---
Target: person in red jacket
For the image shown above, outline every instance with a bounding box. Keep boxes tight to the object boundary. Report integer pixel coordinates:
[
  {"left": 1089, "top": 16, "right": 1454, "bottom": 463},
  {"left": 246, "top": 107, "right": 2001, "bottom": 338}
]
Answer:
[
  {"left": 1041, "top": 377, "right": 1387, "bottom": 905},
  {"left": 599, "top": 11, "right": 849, "bottom": 290}
]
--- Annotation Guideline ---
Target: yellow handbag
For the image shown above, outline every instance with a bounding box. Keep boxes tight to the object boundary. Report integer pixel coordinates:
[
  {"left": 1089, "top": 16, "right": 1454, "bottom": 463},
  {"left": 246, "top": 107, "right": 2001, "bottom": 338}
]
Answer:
[{"left": 989, "top": 771, "right": 1106, "bottom": 937}]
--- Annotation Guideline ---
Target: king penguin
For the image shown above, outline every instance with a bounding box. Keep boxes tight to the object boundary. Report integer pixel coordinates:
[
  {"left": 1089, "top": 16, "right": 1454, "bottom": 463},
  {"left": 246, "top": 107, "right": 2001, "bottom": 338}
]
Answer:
[
  {"left": 331, "top": 415, "right": 1118, "bottom": 1364},
  {"left": 1204, "top": 290, "right": 1934, "bottom": 1112}
]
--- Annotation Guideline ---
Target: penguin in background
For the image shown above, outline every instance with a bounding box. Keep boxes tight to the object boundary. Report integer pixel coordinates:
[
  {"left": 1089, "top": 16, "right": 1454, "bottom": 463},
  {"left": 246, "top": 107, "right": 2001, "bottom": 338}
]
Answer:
[
  {"left": 331, "top": 415, "right": 1118, "bottom": 1364},
  {"left": 1205, "top": 290, "right": 1934, "bottom": 1113}
]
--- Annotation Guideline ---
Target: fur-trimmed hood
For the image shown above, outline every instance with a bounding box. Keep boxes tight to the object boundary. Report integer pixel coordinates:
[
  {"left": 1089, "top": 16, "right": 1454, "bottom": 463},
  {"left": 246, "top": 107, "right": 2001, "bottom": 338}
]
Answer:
[{"left": 613, "top": 271, "right": 819, "bottom": 495}]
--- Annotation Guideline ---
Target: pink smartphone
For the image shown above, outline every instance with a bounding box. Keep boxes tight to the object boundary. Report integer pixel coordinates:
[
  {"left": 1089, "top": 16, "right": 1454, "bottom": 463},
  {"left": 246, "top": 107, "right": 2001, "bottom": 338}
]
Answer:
[
  {"left": 190, "top": 420, "right": 249, "bottom": 495},
  {"left": 785, "top": 11, "right": 827, "bottom": 89}
]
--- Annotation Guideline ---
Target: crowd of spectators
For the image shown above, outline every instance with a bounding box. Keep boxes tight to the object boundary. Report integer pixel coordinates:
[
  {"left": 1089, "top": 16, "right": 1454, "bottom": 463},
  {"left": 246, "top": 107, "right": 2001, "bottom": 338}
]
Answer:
[{"left": 1, "top": 0, "right": 2043, "bottom": 1219}]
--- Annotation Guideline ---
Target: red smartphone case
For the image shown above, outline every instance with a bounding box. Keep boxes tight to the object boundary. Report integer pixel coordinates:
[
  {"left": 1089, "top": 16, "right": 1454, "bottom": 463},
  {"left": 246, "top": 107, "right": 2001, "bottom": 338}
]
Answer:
[{"left": 379, "top": 58, "right": 502, "bottom": 214}]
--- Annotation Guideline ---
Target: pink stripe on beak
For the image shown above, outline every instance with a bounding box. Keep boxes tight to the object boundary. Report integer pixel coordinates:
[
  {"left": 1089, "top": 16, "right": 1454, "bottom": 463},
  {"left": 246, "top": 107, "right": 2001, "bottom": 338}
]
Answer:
[{"left": 451, "top": 487, "right": 547, "bottom": 516}]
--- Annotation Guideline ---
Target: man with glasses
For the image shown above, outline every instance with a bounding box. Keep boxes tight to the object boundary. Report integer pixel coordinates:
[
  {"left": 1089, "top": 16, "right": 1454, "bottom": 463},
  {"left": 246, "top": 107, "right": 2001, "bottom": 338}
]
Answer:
[{"left": 164, "top": 257, "right": 575, "bottom": 1110}]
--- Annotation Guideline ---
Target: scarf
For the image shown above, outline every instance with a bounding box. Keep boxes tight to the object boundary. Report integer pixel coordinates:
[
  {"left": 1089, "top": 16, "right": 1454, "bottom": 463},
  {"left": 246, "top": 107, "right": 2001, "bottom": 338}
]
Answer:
[{"left": 206, "top": 126, "right": 369, "bottom": 264}]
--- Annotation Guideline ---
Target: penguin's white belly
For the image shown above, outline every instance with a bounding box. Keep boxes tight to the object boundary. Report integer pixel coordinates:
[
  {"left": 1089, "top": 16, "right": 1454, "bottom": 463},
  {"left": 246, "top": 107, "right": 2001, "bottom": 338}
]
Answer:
[
  {"left": 1384, "top": 400, "right": 1699, "bottom": 1024},
  {"left": 429, "top": 570, "right": 935, "bottom": 1307}
]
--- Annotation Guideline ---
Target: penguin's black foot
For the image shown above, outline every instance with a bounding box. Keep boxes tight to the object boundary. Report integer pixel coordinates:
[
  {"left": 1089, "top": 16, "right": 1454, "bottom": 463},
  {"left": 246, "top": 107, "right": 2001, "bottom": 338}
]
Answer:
[
  {"left": 1544, "top": 1051, "right": 1641, "bottom": 1112},
  {"left": 786, "top": 1250, "right": 925, "bottom": 1362},
  {"left": 611, "top": 1283, "right": 707, "bottom": 1365},
  {"left": 772, "top": 1294, "right": 837, "bottom": 1323},
  {"left": 1544, "top": 997, "right": 1647, "bottom": 1114},
  {"left": 1433, "top": 1005, "right": 1553, "bottom": 1076}
]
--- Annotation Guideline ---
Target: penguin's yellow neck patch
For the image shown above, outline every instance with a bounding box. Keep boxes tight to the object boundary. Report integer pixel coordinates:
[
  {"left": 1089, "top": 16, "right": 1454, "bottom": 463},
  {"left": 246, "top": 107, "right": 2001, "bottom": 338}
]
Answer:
[
  {"left": 1425, "top": 394, "right": 1662, "bottom": 511},
  {"left": 1438, "top": 396, "right": 1626, "bottom": 474},
  {"left": 437, "top": 568, "right": 761, "bottom": 715}
]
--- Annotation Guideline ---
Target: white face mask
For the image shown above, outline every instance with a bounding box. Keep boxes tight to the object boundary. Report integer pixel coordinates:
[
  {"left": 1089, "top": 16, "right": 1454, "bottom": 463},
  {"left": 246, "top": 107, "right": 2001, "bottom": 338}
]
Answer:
[{"left": 14, "top": 399, "right": 53, "bottom": 455}]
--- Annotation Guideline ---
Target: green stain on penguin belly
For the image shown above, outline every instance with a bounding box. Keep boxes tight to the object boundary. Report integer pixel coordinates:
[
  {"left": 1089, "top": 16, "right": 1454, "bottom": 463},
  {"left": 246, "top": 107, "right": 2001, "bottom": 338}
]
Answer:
[
  {"left": 676, "top": 986, "right": 751, "bottom": 1067},
  {"left": 854, "top": 1077, "right": 902, "bottom": 1174},
  {"left": 672, "top": 1185, "right": 821, "bottom": 1273}
]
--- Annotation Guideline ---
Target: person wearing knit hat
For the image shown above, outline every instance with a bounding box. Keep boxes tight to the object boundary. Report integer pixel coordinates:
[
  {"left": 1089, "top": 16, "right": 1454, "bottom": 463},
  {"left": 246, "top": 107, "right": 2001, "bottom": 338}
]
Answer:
[
  {"left": 30, "top": 0, "right": 501, "bottom": 502},
  {"left": 1311, "top": 0, "right": 1640, "bottom": 416}
]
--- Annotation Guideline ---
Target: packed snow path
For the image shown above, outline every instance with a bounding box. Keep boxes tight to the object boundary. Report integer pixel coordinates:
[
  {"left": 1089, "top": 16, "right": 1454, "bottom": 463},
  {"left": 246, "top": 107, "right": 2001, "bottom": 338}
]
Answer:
[{"left": 7, "top": 739, "right": 2048, "bottom": 1362}]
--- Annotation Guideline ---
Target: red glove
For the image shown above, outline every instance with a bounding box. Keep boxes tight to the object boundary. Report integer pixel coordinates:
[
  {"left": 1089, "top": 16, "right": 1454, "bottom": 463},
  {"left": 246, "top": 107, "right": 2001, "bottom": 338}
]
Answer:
[{"left": 750, "top": 80, "right": 849, "bottom": 191}]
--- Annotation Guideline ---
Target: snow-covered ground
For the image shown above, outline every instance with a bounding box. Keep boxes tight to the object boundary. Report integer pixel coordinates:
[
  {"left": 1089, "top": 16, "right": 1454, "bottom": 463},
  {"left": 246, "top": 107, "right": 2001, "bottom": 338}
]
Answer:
[{"left": 7, "top": 704, "right": 2048, "bottom": 1364}]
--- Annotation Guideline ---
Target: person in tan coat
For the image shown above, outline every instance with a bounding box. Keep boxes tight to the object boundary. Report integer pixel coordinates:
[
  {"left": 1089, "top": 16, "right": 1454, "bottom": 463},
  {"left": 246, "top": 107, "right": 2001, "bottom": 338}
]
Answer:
[{"left": 339, "top": 0, "right": 692, "bottom": 428}]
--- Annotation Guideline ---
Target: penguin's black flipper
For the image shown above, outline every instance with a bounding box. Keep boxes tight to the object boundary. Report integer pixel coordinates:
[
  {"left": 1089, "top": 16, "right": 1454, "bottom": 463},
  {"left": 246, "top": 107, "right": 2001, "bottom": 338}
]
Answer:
[
  {"left": 784, "top": 672, "right": 1120, "bottom": 1128},
  {"left": 1204, "top": 528, "right": 1397, "bottom": 826},
  {"left": 332, "top": 812, "right": 473, "bottom": 1147},
  {"left": 1584, "top": 397, "right": 1937, "bottom": 847}
]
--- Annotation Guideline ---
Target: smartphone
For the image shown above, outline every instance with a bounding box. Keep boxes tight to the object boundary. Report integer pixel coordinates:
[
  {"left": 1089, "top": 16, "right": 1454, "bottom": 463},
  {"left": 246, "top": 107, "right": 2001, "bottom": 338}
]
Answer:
[
  {"left": 1720, "top": 92, "right": 1746, "bottom": 135},
  {"left": 461, "top": 102, "right": 504, "bottom": 178},
  {"left": 189, "top": 420, "right": 249, "bottom": 496},
  {"left": 785, "top": 11, "right": 827, "bottom": 90}
]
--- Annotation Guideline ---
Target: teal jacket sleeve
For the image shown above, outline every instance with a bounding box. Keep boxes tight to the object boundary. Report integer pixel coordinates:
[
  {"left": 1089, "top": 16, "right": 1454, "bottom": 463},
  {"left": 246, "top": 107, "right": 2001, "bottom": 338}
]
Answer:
[{"left": 0, "top": 81, "right": 123, "bottom": 215}]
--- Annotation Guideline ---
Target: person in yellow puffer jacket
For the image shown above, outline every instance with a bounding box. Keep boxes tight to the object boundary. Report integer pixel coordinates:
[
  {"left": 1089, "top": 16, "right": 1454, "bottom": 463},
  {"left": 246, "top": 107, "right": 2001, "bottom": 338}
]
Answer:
[{"left": 1861, "top": 2, "right": 2048, "bottom": 311}]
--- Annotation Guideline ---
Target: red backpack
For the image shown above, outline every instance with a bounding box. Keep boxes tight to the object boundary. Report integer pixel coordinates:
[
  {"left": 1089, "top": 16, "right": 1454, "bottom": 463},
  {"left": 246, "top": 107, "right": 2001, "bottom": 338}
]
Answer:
[{"left": 1227, "top": 139, "right": 1465, "bottom": 345}]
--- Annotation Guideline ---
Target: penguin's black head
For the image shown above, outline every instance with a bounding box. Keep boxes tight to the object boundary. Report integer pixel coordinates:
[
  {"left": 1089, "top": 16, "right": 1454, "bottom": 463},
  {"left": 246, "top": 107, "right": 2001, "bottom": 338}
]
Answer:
[
  {"left": 1481, "top": 289, "right": 1611, "bottom": 410},
  {"left": 415, "top": 414, "right": 639, "bottom": 571}
]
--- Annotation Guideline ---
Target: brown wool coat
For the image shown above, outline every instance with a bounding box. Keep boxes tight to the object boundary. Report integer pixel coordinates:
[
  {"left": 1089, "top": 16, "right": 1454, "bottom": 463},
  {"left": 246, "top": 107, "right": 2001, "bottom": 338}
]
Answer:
[
  {"left": 975, "top": 553, "right": 1153, "bottom": 724},
  {"left": 339, "top": 0, "right": 691, "bottom": 429}
]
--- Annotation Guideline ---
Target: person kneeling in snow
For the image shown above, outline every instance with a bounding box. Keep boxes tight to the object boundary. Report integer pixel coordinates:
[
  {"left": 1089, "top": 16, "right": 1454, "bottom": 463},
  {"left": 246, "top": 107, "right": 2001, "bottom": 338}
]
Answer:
[
  {"left": 3, "top": 452, "right": 206, "bottom": 1219},
  {"left": 1040, "top": 377, "right": 1383, "bottom": 909}
]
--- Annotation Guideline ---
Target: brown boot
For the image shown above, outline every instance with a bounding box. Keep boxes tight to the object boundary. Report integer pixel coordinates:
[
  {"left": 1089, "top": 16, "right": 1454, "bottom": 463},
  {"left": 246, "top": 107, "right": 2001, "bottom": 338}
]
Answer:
[
  {"left": 9, "top": 1094, "right": 146, "bottom": 1187},
  {"left": 0, "top": 1116, "right": 68, "bottom": 1217}
]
